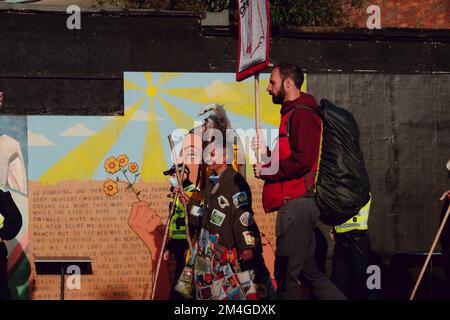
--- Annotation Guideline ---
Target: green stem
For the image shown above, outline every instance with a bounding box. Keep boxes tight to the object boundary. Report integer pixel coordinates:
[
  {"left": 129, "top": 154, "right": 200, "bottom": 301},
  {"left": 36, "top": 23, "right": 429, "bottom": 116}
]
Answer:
[{"left": 120, "top": 168, "right": 141, "bottom": 201}]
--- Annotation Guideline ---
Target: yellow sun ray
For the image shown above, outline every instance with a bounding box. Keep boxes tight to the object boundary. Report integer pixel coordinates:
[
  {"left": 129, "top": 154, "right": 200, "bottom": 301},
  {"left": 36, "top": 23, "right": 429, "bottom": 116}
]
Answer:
[
  {"left": 144, "top": 72, "right": 153, "bottom": 85},
  {"left": 159, "top": 76, "right": 307, "bottom": 126},
  {"left": 156, "top": 96, "right": 195, "bottom": 131},
  {"left": 124, "top": 80, "right": 145, "bottom": 91},
  {"left": 156, "top": 73, "right": 182, "bottom": 87},
  {"left": 140, "top": 97, "right": 167, "bottom": 182},
  {"left": 160, "top": 80, "right": 274, "bottom": 124},
  {"left": 159, "top": 80, "right": 242, "bottom": 105},
  {"left": 38, "top": 97, "right": 146, "bottom": 185}
]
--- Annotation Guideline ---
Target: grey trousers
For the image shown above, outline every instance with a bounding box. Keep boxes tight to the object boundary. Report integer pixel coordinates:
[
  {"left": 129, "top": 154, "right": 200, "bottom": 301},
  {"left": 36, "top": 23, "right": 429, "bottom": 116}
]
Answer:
[{"left": 274, "top": 196, "right": 346, "bottom": 300}]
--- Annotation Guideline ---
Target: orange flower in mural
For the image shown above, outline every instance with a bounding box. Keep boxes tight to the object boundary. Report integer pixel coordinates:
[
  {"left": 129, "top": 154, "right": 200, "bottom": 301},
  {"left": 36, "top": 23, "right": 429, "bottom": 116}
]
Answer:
[
  {"left": 104, "top": 156, "right": 120, "bottom": 174},
  {"left": 128, "top": 162, "right": 139, "bottom": 173},
  {"left": 117, "top": 154, "right": 129, "bottom": 168},
  {"left": 103, "top": 154, "right": 142, "bottom": 200},
  {"left": 103, "top": 180, "right": 119, "bottom": 196}
]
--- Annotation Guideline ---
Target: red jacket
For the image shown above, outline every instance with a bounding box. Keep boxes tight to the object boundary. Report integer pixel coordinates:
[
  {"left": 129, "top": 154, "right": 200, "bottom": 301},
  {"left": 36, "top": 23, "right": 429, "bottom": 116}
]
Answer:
[{"left": 261, "top": 93, "right": 322, "bottom": 213}]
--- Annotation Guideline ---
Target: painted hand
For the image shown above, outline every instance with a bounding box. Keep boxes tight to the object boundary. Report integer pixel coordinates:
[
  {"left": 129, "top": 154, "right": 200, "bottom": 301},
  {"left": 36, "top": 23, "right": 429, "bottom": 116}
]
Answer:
[{"left": 128, "top": 201, "right": 162, "bottom": 259}]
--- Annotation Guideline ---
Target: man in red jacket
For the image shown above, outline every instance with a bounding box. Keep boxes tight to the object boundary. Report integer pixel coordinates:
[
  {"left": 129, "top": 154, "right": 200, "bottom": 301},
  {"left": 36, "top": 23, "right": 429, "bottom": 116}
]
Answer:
[{"left": 253, "top": 63, "right": 345, "bottom": 300}]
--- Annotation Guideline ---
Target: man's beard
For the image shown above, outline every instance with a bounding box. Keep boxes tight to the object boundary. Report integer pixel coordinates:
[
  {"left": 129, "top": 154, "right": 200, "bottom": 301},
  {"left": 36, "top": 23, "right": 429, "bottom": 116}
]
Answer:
[{"left": 271, "top": 84, "right": 286, "bottom": 104}]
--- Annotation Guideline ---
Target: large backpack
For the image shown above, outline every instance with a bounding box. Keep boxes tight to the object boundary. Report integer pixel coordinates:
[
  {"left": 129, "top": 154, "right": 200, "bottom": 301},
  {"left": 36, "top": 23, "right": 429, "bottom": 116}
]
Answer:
[{"left": 288, "top": 99, "right": 371, "bottom": 226}]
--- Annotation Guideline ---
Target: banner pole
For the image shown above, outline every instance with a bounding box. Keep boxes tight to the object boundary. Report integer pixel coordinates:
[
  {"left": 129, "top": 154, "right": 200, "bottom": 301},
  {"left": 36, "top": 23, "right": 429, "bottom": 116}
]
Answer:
[{"left": 255, "top": 73, "right": 261, "bottom": 163}]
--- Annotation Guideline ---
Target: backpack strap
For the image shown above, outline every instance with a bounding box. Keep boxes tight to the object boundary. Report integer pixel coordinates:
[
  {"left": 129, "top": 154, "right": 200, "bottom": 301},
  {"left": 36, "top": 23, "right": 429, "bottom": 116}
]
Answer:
[
  {"left": 286, "top": 104, "right": 320, "bottom": 194},
  {"left": 286, "top": 104, "right": 319, "bottom": 138}
]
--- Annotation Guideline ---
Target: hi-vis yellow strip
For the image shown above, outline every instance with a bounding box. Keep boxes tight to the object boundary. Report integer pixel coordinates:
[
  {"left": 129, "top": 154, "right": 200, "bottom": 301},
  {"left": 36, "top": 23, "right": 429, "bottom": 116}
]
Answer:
[
  {"left": 38, "top": 97, "right": 145, "bottom": 185},
  {"left": 314, "top": 120, "right": 323, "bottom": 191}
]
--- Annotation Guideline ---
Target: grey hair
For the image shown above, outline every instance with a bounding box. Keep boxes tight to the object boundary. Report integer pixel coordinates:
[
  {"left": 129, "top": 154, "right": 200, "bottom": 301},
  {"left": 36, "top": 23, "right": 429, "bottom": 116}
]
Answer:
[{"left": 199, "top": 103, "right": 231, "bottom": 131}]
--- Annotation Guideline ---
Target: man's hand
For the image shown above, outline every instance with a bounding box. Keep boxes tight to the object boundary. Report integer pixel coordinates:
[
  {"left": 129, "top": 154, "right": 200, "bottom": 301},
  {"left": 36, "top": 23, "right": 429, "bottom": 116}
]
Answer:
[
  {"left": 251, "top": 131, "right": 267, "bottom": 153},
  {"left": 240, "top": 249, "right": 253, "bottom": 262},
  {"left": 253, "top": 162, "right": 263, "bottom": 179},
  {"left": 440, "top": 190, "right": 450, "bottom": 201},
  {"left": 163, "top": 249, "right": 171, "bottom": 261},
  {"left": 171, "top": 186, "right": 190, "bottom": 206},
  {"left": 329, "top": 229, "right": 335, "bottom": 241},
  {"left": 179, "top": 193, "right": 190, "bottom": 206},
  {"left": 251, "top": 131, "right": 269, "bottom": 162}
]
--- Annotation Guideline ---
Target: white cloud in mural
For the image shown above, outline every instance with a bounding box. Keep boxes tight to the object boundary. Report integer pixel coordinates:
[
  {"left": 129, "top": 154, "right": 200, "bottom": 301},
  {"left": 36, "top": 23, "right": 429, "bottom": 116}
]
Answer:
[
  {"left": 205, "top": 80, "right": 228, "bottom": 99},
  {"left": 132, "top": 110, "right": 165, "bottom": 122},
  {"left": 59, "top": 123, "right": 97, "bottom": 136},
  {"left": 28, "top": 131, "right": 55, "bottom": 146},
  {"left": 204, "top": 80, "right": 241, "bottom": 102}
]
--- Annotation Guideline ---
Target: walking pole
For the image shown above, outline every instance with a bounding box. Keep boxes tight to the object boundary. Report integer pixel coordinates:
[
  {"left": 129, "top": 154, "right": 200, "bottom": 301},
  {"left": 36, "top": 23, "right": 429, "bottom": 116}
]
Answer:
[
  {"left": 168, "top": 135, "right": 193, "bottom": 251},
  {"left": 410, "top": 196, "right": 450, "bottom": 300},
  {"left": 151, "top": 182, "right": 180, "bottom": 300},
  {"left": 254, "top": 73, "right": 261, "bottom": 163},
  {"left": 151, "top": 137, "right": 187, "bottom": 300},
  {"left": 151, "top": 164, "right": 185, "bottom": 301}
]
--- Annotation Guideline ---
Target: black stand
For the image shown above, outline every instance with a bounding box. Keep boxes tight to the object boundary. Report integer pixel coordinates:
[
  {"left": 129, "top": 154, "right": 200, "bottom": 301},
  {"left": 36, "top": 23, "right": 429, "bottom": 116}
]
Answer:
[{"left": 34, "top": 256, "right": 93, "bottom": 300}]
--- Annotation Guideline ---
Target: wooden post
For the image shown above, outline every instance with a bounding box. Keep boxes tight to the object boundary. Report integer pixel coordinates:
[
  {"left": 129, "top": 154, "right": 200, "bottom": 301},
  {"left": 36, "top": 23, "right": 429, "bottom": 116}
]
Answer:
[{"left": 254, "top": 73, "right": 261, "bottom": 163}]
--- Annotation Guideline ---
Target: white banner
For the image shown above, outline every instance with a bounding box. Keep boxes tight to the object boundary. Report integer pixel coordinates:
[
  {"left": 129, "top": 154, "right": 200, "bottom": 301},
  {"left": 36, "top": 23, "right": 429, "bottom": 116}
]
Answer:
[{"left": 236, "top": 0, "right": 270, "bottom": 81}]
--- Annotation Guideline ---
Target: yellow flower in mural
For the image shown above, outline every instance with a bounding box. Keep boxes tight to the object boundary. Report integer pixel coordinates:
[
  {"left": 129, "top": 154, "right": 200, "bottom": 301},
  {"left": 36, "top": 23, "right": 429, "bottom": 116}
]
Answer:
[
  {"left": 103, "top": 180, "right": 119, "bottom": 196},
  {"left": 104, "top": 156, "right": 120, "bottom": 174},
  {"left": 129, "top": 162, "right": 139, "bottom": 173},
  {"left": 117, "top": 154, "right": 129, "bottom": 168}
]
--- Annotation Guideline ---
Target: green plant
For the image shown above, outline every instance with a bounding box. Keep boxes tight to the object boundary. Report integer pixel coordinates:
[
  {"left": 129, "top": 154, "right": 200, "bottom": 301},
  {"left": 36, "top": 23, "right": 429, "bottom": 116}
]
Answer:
[
  {"left": 269, "top": 0, "right": 364, "bottom": 27},
  {"left": 93, "top": 0, "right": 365, "bottom": 27},
  {"left": 93, "top": 0, "right": 229, "bottom": 12},
  {"left": 206, "top": 0, "right": 229, "bottom": 12}
]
